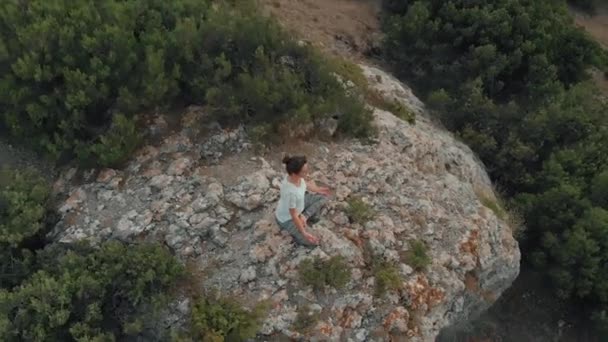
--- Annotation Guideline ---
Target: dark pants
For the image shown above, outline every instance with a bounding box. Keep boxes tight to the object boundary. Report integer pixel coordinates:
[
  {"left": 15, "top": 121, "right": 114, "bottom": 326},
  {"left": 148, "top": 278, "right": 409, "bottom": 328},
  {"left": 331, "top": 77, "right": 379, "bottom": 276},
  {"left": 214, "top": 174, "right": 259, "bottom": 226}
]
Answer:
[{"left": 277, "top": 192, "right": 327, "bottom": 247}]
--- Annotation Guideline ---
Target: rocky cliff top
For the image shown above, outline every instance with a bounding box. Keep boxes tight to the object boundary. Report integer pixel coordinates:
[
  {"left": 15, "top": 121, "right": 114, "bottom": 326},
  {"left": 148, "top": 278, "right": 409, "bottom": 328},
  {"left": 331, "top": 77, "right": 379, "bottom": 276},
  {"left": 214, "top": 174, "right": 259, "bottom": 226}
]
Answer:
[{"left": 50, "top": 65, "right": 520, "bottom": 341}]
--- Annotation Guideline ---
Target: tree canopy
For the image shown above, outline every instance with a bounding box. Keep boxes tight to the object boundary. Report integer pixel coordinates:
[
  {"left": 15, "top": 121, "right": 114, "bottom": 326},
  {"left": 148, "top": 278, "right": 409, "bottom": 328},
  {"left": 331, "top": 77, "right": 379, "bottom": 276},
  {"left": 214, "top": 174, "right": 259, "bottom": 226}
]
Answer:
[
  {"left": 383, "top": 0, "right": 608, "bottom": 328},
  {"left": 0, "top": 0, "right": 373, "bottom": 166}
]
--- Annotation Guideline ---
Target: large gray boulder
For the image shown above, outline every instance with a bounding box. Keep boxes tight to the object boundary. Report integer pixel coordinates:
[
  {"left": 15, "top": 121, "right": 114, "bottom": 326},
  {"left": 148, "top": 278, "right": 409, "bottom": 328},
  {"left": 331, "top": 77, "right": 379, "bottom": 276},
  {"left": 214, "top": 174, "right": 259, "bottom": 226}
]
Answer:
[{"left": 49, "top": 65, "right": 519, "bottom": 342}]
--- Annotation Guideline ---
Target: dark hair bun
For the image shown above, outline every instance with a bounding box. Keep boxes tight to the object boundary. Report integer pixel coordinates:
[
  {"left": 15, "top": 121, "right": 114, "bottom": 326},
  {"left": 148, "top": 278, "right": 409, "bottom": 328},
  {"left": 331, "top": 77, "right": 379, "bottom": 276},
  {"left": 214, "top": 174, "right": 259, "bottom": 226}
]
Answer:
[{"left": 284, "top": 155, "right": 307, "bottom": 175}]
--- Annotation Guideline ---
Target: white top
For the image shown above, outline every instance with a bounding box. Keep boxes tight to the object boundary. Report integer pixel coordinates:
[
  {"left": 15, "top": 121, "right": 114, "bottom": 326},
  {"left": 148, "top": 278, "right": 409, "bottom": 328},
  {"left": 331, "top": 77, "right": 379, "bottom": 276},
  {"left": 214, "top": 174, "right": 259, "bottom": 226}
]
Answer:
[{"left": 275, "top": 177, "right": 307, "bottom": 223}]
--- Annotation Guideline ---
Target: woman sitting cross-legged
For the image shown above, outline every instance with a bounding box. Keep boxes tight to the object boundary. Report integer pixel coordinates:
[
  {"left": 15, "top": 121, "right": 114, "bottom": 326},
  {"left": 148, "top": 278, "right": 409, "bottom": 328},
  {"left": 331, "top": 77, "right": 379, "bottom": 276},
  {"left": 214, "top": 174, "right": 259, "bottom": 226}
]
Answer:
[{"left": 275, "top": 155, "right": 331, "bottom": 247}]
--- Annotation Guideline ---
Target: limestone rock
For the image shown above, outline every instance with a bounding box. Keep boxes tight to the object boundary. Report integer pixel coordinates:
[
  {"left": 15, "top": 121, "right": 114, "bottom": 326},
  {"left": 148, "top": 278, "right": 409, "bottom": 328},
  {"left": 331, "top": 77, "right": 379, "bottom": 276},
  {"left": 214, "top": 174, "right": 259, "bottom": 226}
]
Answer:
[
  {"left": 239, "top": 266, "right": 257, "bottom": 284},
  {"left": 226, "top": 171, "right": 278, "bottom": 211},
  {"left": 49, "top": 65, "right": 519, "bottom": 342}
]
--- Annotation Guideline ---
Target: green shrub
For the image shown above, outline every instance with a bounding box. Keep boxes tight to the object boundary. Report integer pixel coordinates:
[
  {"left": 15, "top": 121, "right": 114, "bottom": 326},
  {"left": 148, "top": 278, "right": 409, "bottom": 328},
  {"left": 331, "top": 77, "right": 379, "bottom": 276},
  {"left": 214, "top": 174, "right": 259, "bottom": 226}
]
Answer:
[
  {"left": 190, "top": 296, "right": 269, "bottom": 342},
  {"left": 405, "top": 240, "right": 431, "bottom": 271},
  {"left": 382, "top": 0, "right": 608, "bottom": 322},
  {"left": 346, "top": 197, "right": 376, "bottom": 224},
  {"left": 77, "top": 113, "right": 143, "bottom": 168},
  {"left": 0, "top": 168, "right": 50, "bottom": 246},
  {"left": 292, "top": 305, "right": 321, "bottom": 334},
  {"left": 372, "top": 258, "right": 403, "bottom": 297},
  {"left": 426, "top": 89, "right": 452, "bottom": 113},
  {"left": 209, "top": 13, "right": 379, "bottom": 139},
  {"left": 299, "top": 256, "right": 351, "bottom": 291},
  {"left": 383, "top": 0, "right": 603, "bottom": 101},
  {"left": 326, "top": 56, "right": 414, "bottom": 126},
  {"left": 540, "top": 208, "right": 608, "bottom": 301},
  {"left": 0, "top": 0, "right": 195, "bottom": 160},
  {"left": 325, "top": 56, "right": 369, "bottom": 90},
  {"left": 0, "top": 167, "right": 49, "bottom": 289},
  {"left": 334, "top": 97, "right": 376, "bottom": 139},
  {"left": 0, "top": 0, "right": 373, "bottom": 164},
  {"left": 0, "top": 168, "right": 186, "bottom": 339},
  {"left": 0, "top": 241, "right": 184, "bottom": 341},
  {"left": 384, "top": 99, "right": 415, "bottom": 124},
  {"left": 366, "top": 90, "right": 416, "bottom": 124}
]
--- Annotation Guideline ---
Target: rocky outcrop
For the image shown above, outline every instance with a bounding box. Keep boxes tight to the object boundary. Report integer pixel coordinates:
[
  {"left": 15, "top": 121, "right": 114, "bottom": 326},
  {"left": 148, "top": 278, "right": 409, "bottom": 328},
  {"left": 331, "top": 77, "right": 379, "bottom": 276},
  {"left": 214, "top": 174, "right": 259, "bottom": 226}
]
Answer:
[{"left": 49, "top": 65, "right": 520, "bottom": 341}]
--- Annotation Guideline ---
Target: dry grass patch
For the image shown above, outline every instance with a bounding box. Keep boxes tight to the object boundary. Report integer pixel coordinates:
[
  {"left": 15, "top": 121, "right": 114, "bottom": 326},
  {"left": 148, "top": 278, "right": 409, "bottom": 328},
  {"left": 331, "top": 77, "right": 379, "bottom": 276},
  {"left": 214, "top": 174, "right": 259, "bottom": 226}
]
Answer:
[{"left": 475, "top": 187, "right": 526, "bottom": 239}]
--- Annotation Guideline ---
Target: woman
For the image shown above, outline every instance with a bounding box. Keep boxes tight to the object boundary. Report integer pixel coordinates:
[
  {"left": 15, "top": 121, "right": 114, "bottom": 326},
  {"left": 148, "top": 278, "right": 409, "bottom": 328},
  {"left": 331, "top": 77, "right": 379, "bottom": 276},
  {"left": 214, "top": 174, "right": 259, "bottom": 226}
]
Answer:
[{"left": 275, "top": 155, "right": 331, "bottom": 247}]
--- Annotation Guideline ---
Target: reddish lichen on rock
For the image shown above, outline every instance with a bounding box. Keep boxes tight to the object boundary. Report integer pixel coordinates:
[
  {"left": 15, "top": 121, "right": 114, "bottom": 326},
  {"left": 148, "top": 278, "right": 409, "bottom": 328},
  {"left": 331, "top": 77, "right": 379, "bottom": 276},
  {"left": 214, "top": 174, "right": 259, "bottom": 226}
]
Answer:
[
  {"left": 405, "top": 275, "right": 445, "bottom": 313},
  {"left": 460, "top": 229, "right": 480, "bottom": 258}
]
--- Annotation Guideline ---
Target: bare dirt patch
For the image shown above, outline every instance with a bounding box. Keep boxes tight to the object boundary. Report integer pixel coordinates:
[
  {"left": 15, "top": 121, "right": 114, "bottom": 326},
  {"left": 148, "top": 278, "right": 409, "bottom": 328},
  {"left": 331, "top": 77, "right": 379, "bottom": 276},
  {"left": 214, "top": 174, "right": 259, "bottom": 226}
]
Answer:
[
  {"left": 571, "top": 6, "right": 608, "bottom": 95},
  {"left": 572, "top": 6, "right": 608, "bottom": 48},
  {"left": 259, "top": 0, "right": 382, "bottom": 61},
  {"left": 198, "top": 138, "right": 335, "bottom": 186}
]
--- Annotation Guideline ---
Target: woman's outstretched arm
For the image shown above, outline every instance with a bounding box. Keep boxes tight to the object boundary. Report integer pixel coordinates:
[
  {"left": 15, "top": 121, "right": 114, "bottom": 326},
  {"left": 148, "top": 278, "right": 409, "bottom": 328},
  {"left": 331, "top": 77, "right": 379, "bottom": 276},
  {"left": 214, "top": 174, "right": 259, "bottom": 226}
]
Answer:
[{"left": 307, "top": 179, "right": 332, "bottom": 196}]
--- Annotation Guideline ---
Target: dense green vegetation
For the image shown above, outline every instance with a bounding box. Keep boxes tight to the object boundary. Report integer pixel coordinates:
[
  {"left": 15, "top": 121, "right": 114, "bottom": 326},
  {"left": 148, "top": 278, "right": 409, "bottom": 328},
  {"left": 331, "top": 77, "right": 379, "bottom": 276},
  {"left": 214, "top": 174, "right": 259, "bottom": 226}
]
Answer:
[
  {"left": 0, "top": 168, "right": 49, "bottom": 247},
  {"left": 405, "top": 239, "right": 431, "bottom": 271},
  {"left": 346, "top": 196, "right": 376, "bottom": 224},
  {"left": 1, "top": 242, "right": 184, "bottom": 341},
  {"left": 384, "top": 0, "right": 605, "bottom": 101},
  {"left": 371, "top": 258, "right": 403, "bottom": 297},
  {"left": 383, "top": 0, "right": 608, "bottom": 328},
  {"left": 0, "top": 168, "right": 50, "bottom": 289},
  {"left": 187, "top": 296, "right": 268, "bottom": 342},
  {"left": 0, "top": 0, "right": 372, "bottom": 166}
]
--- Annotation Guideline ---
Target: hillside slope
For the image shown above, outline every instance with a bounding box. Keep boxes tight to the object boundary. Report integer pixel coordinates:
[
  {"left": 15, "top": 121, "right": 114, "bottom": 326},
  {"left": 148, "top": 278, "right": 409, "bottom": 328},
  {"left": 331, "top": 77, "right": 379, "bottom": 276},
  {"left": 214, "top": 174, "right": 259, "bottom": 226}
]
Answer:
[
  {"left": 260, "top": 0, "right": 382, "bottom": 60},
  {"left": 50, "top": 65, "right": 520, "bottom": 341}
]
